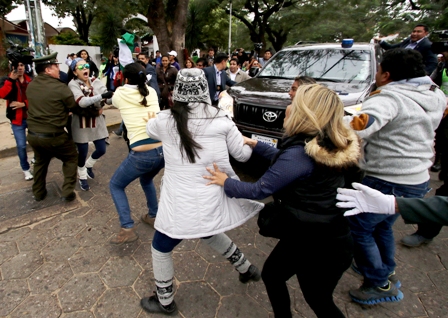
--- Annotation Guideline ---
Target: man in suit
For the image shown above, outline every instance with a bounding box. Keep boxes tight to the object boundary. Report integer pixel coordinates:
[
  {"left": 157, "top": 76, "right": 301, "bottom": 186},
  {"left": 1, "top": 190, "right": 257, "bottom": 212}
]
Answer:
[
  {"left": 375, "top": 24, "right": 437, "bottom": 75},
  {"left": 203, "top": 53, "right": 236, "bottom": 105},
  {"left": 226, "top": 58, "right": 251, "bottom": 89}
]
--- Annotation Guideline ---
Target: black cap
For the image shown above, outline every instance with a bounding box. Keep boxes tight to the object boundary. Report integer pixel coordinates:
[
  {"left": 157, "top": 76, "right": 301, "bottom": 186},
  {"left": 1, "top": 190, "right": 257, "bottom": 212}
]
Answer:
[{"left": 32, "top": 52, "right": 61, "bottom": 65}]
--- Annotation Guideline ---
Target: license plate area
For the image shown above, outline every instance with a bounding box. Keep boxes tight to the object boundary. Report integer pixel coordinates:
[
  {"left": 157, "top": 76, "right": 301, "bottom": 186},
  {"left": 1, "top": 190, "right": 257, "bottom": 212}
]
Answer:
[{"left": 251, "top": 134, "right": 278, "bottom": 148}]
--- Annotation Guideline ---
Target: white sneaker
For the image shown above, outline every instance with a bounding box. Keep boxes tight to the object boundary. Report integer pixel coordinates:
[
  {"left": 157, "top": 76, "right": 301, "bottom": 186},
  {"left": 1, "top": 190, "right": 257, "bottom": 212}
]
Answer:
[{"left": 24, "top": 170, "right": 33, "bottom": 181}]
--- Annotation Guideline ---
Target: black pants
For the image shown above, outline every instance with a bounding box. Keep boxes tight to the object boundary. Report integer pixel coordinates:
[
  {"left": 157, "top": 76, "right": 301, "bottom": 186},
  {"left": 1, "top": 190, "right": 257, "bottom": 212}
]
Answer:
[
  {"left": 262, "top": 231, "right": 353, "bottom": 318},
  {"left": 415, "top": 116, "right": 448, "bottom": 239},
  {"left": 415, "top": 181, "right": 445, "bottom": 239},
  {"left": 27, "top": 133, "right": 78, "bottom": 198}
]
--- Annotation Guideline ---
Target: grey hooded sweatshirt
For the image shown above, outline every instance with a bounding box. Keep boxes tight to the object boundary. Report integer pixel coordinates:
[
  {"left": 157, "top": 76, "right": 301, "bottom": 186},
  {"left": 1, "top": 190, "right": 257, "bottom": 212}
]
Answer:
[{"left": 356, "top": 76, "right": 446, "bottom": 185}]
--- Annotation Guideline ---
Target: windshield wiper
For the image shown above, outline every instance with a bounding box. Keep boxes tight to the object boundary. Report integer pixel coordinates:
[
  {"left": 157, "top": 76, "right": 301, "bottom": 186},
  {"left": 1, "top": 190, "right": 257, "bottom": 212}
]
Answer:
[
  {"left": 315, "top": 78, "right": 339, "bottom": 82},
  {"left": 318, "top": 50, "right": 355, "bottom": 79}
]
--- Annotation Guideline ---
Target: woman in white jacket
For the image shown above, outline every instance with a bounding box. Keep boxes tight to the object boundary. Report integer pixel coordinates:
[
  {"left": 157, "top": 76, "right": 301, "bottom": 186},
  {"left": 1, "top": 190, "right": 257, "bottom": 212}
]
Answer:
[
  {"left": 141, "top": 68, "right": 263, "bottom": 315},
  {"left": 109, "top": 63, "right": 164, "bottom": 244}
]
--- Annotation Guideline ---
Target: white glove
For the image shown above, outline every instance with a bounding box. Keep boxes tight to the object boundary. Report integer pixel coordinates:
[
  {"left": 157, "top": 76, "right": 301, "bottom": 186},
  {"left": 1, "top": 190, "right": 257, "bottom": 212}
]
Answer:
[{"left": 336, "top": 182, "right": 396, "bottom": 217}]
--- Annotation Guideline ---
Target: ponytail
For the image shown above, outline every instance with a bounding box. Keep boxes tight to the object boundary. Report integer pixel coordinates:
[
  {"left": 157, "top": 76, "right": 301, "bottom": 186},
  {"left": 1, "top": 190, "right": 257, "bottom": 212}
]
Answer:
[
  {"left": 123, "top": 63, "right": 150, "bottom": 107},
  {"left": 137, "top": 70, "right": 149, "bottom": 106}
]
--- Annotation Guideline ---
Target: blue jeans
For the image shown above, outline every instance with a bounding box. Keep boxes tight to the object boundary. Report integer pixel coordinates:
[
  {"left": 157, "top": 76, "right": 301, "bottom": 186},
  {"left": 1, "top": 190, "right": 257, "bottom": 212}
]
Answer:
[
  {"left": 109, "top": 146, "right": 164, "bottom": 228},
  {"left": 11, "top": 120, "right": 30, "bottom": 171},
  {"left": 347, "top": 176, "right": 429, "bottom": 287}
]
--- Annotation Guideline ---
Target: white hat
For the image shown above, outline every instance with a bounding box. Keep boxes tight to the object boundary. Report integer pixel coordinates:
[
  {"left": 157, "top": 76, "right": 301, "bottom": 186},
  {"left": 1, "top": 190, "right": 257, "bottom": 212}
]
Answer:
[
  {"left": 438, "top": 54, "right": 443, "bottom": 58},
  {"left": 168, "top": 50, "right": 177, "bottom": 57}
]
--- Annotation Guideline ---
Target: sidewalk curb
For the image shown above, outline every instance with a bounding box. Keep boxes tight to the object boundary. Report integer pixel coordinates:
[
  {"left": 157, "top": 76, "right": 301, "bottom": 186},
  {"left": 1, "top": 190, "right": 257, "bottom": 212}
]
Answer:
[{"left": 0, "top": 122, "right": 121, "bottom": 159}]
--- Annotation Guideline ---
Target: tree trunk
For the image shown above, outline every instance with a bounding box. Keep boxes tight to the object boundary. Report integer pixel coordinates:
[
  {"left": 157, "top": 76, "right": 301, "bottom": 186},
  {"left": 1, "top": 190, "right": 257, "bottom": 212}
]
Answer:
[{"left": 146, "top": 0, "right": 189, "bottom": 66}]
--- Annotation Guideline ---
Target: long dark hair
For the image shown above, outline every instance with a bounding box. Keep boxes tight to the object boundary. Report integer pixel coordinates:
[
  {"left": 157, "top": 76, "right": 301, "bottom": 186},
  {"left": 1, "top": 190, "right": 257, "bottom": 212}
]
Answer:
[
  {"left": 171, "top": 101, "right": 202, "bottom": 163},
  {"left": 123, "top": 63, "right": 150, "bottom": 106}
]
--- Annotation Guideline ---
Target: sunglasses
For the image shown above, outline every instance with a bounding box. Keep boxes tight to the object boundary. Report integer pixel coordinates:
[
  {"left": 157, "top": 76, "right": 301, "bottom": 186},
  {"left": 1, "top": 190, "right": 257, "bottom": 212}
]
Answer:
[{"left": 76, "top": 64, "right": 90, "bottom": 70}]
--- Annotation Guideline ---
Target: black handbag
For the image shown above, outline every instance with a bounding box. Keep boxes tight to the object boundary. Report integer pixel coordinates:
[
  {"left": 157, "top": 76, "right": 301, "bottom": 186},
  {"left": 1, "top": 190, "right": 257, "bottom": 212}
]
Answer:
[
  {"left": 257, "top": 202, "right": 287, "bottom": 239},
  {"left": 71, "top": 104, "right": 100, "bottom": 118}
]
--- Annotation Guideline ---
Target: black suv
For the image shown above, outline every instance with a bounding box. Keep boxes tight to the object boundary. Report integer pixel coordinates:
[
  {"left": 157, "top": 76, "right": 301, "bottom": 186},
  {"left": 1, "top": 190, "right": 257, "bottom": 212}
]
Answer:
[{"left": 228, "top": 43, "right": 383, "bottom": 148}]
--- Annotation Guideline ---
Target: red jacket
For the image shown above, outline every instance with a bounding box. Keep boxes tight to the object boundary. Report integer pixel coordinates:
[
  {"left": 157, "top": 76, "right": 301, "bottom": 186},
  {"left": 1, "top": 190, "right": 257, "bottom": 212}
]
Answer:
[{"left": 0, "top": 74, "right": 32, "bottom": 126}]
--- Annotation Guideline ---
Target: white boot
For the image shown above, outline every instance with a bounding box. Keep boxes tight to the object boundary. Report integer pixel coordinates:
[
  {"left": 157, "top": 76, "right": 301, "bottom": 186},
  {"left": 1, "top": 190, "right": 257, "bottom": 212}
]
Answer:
[{"left": 23, "top": 170, "right": 33, "bottom": 181}]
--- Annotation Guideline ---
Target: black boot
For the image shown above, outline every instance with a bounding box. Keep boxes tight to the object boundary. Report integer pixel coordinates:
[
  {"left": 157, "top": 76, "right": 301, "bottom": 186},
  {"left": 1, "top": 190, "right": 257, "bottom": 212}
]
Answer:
[{"left": 141, "top": 292, "right": 177, "bottom": 316}]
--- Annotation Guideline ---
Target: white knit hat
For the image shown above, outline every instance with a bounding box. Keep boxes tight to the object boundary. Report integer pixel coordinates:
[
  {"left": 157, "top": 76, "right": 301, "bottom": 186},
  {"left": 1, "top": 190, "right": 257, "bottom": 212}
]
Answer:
[{"left": 172, "top": 68, "right": 211, "bottom": 105}]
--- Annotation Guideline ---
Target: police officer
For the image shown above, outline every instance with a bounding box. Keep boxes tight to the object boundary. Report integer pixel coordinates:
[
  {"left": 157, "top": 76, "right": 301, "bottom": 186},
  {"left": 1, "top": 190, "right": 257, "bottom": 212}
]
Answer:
[{"left": 26, "top": 52, "right": 78, "bottom": 202}]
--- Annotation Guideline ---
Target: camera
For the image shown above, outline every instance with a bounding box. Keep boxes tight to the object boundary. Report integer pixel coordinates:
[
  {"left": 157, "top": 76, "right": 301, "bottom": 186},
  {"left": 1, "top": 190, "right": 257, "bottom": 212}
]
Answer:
[
  {"left": 431, "top": 30, "right": 448, "bottom": 54},
  {"left": 433, "top": 30, "right": 448, "bottom": 38},
  {"left": 254, "top": 43, "right": 263, "bottom": 51},
  {"left": 6, "top": 39, "right": 34, "bottom": 65}
]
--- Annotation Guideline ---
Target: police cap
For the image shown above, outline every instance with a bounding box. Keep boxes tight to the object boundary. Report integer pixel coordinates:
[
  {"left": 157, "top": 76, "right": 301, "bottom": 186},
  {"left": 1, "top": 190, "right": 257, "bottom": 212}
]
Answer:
[{"left": 32, "top": 52, "right": 61, "bottom": 65}]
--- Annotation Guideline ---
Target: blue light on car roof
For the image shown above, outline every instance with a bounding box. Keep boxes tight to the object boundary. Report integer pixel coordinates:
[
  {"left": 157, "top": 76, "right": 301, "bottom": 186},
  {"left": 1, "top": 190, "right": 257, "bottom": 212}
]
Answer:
[{"left": 342, "top": 39, "right": 354, "bottom": 48}]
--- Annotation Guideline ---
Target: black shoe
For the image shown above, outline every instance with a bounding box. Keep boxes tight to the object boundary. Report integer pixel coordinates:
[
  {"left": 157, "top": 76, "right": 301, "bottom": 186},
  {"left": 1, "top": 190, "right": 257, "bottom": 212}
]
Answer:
[
  {"left": 431, "top": 163, "right": 442, "bottom": 172},
  {"left": 140, "top": 292, "right": 177, "bottom": 316},
  {"left": 86, "top": 167, "right": 95, "bottom": 179},
  {"left": 61, "top": 192, "right": 76, "bottom": 202},
  {"left": 33, "top": 190, "right": 47, "bottom": 202},
  {"left": 239, "top": 264, "right": 261, "bottom": 283}
]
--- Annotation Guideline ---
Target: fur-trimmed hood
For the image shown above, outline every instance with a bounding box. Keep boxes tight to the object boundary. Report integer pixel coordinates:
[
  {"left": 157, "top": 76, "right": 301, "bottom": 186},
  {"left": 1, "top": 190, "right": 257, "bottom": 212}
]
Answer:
[{"left": 304, "top": 130, "right": 360, "bottom": 169}]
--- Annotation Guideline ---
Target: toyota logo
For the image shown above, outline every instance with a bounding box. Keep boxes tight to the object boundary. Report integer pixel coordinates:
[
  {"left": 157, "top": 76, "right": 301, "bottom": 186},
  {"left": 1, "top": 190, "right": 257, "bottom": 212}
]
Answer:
[{"left": 263, "top": 111, "right": 278, "bottom": 122}]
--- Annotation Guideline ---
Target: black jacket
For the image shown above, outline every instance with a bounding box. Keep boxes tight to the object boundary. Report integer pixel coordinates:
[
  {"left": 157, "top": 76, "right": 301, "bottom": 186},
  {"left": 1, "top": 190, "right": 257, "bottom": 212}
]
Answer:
[{"left": 273, "top": 134, "right": 362, "bottom": 235}]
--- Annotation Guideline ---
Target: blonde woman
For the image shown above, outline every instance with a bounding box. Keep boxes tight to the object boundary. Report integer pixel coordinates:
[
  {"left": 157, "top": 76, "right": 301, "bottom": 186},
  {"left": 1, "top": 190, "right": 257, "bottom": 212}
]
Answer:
[{"left": 205, "top": 84, "right": 361, "bottom": 318}]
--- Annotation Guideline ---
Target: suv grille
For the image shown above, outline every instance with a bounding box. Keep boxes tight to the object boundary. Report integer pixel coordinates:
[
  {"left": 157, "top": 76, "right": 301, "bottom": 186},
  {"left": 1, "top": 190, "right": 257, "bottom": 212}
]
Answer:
[{"left": 234, "top": 103, "right": 285, "bottom": 132}]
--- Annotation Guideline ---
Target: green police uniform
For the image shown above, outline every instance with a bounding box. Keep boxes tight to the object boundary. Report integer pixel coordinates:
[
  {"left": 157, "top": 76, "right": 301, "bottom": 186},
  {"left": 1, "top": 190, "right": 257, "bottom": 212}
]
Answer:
[{"left": 26, "top": 52, "right": 78, "bottom": 201}]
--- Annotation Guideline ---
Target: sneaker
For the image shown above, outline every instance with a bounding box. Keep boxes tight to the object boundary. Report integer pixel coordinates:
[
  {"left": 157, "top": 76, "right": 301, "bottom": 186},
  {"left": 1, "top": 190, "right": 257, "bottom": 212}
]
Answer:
[
  {"left": 401, "top": 233, "right": 432, "bottom": 247},
  {"left": 109, "top": 227, "right": 139, "bottom": 245},
  {"left": 24, "top": 170, "right": 33, "bottom": 181},
  {"left": 239, "top": 264, "right": 261, "bottom": 283},
  {"left": 349, "top": 282, "right": 403, "bottom": 305},
  {"left": 140, "top": 292, "right": 177, "bottom": 316},
  {"left": 79, "top": 179, "right": 90, "bottom": 191},
  {"left": 141, "top": 214, "right": 156, "bottom": 227},
  {"left": 112, "top": 130, "right": 123, "bottom": 137},
  {"left": 86, "top": 167, "right": 95, "bottom": 179},
  {"left": 351, "top": 262, "right": 401, "bottom": 288}
]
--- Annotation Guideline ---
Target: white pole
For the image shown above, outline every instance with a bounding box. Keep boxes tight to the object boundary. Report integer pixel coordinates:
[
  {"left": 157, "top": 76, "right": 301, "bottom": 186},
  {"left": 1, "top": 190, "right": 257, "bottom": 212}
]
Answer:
[{"left": 228, "top": 0, "right": 232, "bottom": 56}]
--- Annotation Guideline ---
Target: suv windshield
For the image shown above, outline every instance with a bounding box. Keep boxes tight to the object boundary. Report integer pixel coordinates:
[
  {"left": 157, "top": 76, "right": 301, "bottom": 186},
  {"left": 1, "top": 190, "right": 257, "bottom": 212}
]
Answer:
[{"left": 258, "top": 48, "right": 371, "bottom": 86}]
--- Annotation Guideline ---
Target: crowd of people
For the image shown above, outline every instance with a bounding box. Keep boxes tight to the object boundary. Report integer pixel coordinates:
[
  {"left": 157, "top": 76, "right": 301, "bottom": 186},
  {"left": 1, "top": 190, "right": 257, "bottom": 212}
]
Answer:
[{"left": 1, "top": 22, "right": 448, "bottom": 317}]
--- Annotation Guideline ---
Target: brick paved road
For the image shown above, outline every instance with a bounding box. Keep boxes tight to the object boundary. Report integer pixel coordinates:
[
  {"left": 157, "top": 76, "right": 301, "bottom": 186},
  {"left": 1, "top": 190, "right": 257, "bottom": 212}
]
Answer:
[{"left": 1, "top": 135, "right": 447, "bottom": 318}]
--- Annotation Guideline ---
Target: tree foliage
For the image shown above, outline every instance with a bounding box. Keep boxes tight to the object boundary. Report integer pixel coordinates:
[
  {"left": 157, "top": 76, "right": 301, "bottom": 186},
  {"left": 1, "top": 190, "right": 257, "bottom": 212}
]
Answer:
[
  {"left": 42, "top": 0, "right": 98, "bottom": 44},
  {"left": 52, "top": 31, "right": 86, "bottom": 45},
  {"left": 222, "top": 0, "right": 301, "bottom": 52},
  {"left": 0, "top": 0, "right": 16, "bottom": 18}
]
